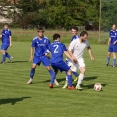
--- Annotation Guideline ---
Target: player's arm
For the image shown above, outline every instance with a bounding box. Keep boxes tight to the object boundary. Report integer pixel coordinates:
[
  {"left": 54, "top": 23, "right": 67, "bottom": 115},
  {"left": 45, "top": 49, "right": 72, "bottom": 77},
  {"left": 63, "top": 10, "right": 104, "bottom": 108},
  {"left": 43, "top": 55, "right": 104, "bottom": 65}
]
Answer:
[
  {"left": 30, "top": 47, "right": 34, "bottom": 61},
  {"left": 87, "top": 46, "right": 94, "bottom": 61},
  {"left": 108, "top": 38, "right": 111, "bottom": 46},
  {"left": 9, "top": 36, "right": 12, "bottom": 47},
  {"left": 64, "top": 51, "right": 74, "bottom": 62},
  {"left": 0, "top": 34, "right": 2, "bottom": 38},
  {"left": 68, "top": 40, "right": 77, "bottom": 63}
]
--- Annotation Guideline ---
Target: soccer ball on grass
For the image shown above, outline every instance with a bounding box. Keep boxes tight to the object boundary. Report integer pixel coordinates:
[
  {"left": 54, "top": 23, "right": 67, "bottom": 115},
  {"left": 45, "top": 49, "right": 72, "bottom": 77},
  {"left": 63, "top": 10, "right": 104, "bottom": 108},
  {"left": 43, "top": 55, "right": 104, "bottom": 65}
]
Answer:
[{"left": 94, "top": 83, "right": 102, "bottom": 91}]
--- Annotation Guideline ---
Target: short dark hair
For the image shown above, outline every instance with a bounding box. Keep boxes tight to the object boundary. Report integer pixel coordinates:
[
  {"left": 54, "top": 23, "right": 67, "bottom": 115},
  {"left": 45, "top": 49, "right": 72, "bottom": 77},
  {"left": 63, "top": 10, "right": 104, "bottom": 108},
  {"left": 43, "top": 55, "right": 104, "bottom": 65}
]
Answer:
[
  {"left": 71, "top": 26, "right": 78, "bottom": 31},
  {"left": 80, "top": 31, "right": 88, "bottom": 37},
  {"left": 4, "top": 23, "right": 8, "bottom": 26},
  {"left": 53, "top": 34, "right": 61, "bottom": 40},
  {"left": 37, "top": 27, "right": 44, "bottom": 32}
]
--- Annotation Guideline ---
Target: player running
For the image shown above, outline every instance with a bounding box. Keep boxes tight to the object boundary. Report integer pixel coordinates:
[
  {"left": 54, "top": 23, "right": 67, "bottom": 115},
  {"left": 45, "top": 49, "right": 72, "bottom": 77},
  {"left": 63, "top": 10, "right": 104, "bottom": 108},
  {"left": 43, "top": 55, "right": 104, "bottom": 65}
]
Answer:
[
  {"left": 47, "top": 33, "right": 76, "bottom": 90},
  {"left": 64, "top": 31, "right": 94, "bottom": 90},
  {"left": 26, "top": 28, "right": 55, "bottom": 85},
  {"left": 106, "top": 24, "right": 117, "bottom": 67},
  {"left": 0, "top": 23, "right": 13, "bottom": 63}
]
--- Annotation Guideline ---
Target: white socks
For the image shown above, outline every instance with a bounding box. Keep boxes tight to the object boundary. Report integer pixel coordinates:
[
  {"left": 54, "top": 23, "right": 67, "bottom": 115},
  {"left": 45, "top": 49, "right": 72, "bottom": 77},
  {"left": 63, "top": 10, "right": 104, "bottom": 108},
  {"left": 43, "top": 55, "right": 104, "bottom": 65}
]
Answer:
[{"left": 77, "top": 73, "right": 84, "bottom": 85}]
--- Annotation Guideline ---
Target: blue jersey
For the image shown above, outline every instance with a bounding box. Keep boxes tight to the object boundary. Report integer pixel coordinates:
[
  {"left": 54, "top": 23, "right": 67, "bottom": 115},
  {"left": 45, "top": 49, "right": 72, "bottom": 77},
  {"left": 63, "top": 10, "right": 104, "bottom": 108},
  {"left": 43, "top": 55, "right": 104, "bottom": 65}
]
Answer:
[
  {"left": 31, "top": 36, "right": 50, "bottom": 57},
  {"left": 48, "top": 41, "right": 67, "bottom": 63},
  {"left": 1, "top": 29, "right": 12, "bottom": 44},
  {"left": 71, "top": 35, "right": 80, "bottom": 42},
  {"left": 109, "top": 30, "right": 117, "bottom": 45}
]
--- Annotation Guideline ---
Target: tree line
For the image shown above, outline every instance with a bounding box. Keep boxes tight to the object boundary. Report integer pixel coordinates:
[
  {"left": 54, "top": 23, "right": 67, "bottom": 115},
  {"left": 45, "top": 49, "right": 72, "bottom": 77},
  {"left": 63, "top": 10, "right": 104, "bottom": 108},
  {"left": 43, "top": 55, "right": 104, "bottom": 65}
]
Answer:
[{"left": 1, "top": 0, "right": 99, "bottom": 30}]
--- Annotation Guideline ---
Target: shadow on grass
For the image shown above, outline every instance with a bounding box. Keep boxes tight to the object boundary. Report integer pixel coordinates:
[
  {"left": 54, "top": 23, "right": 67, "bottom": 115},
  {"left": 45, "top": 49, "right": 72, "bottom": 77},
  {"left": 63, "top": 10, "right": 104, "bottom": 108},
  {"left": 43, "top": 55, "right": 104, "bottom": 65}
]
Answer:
[
  {"left": 84, "top": 76, "right": 98, "bottom": 81},
  {"left": 42, "top": 78, "right": 65, "bottom": 83},
  {"left": 9, "top": 61, "right": 29, "bottom": 63},
  {"left": 0, "top": 97, "right": 31, "bottom": 105},
  {"left": 82, "top": 83, "right": 107, "bottom": 89}
]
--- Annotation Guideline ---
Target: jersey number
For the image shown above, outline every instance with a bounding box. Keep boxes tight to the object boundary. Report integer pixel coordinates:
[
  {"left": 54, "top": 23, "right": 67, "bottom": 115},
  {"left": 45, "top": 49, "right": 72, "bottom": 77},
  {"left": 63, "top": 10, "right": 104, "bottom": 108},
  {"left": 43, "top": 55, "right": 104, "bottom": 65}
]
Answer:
[{"left": 53, "top": 45, "right": 58, "bottom": 53}]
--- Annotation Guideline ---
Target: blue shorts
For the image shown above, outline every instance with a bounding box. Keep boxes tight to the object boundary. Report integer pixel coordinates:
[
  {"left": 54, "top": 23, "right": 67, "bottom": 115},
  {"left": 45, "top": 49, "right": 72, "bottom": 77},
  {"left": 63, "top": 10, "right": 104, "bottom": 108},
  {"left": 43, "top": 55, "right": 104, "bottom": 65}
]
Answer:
[
  {"left": 33, "top": 56, "right": 51, "bottom": 66},
  {"left": 51, "top": 61, "right": 70, "bottom": 72},
  {"left": 108, "top": 44, "right": 117, "bottom": 53},
  {"left": 1, "top": 43, "right": 9, "bottom": 51}
]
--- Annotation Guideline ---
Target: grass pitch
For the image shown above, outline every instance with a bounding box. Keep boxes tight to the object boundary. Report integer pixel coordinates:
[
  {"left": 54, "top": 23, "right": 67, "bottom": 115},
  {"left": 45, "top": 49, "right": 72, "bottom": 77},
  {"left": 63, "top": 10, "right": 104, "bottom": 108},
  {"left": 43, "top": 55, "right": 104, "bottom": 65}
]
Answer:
[{"left": 0, "top": 42, "right": 117, "bottom": 117}]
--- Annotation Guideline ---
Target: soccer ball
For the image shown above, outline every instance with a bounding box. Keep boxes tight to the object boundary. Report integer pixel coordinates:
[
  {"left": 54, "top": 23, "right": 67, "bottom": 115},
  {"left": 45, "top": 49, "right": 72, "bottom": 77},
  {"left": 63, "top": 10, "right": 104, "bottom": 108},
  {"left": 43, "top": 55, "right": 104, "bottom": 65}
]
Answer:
[{"left": 94, "top": 83, "right": 102, "bottom": 91}]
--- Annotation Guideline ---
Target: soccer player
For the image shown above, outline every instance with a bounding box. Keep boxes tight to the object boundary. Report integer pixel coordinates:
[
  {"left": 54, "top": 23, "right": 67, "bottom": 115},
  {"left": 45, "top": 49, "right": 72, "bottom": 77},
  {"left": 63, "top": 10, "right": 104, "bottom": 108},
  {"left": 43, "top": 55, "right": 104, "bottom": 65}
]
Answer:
[
  {"left": 106, "top": 24, "right": 117, "bottom": 67},
  {"left": 67, "top": 26, "right": 80, "bottom": 82},
  {"left": 68, "top": 31, "right": 94, "bottom": 90},
  {"left": 0, "top": 23, "right": 13, "bottom": 63},
  {"left": 26, "top": 28, "right": 55, "bottom": 85},
  {"left": 47, "top": 33, "right": 76, "bottom": 90}
]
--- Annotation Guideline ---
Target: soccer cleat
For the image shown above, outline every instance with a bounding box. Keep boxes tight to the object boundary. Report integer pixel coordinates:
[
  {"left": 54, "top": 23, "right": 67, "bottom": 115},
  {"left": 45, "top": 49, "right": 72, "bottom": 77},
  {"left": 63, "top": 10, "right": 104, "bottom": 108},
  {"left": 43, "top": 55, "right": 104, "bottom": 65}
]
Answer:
[
  {"left": 106, "top": 63, "right": 109, "bottom": 66},
  {"left": 68, "top": 86, "right": 75, "bottom": 90},
  {"left": 54, "top": 79, "right": 59, "bottom": 86},
  {"left": 49, "top": 84, "right": 53, "bottom": 88},
  {"left": 76, "top": 85, "right": 82, "bottom": 90},
  {"left": 10, "top": 57, "right": 13, "bottom": 63},
  {"left": 112, "top": 65, "right": 116, "bottom": 67},
  {"left": 74, "top": 77, "right": 78, "bottom": 82},
  {"left": 26, "top": 79, "right": 33, "bottom": 84},
  {"left": 1, "top": 62, "right": 5, "bottom": 64},
  {"left": 62, "top": 83, "right": 68, "bottom": 89}
]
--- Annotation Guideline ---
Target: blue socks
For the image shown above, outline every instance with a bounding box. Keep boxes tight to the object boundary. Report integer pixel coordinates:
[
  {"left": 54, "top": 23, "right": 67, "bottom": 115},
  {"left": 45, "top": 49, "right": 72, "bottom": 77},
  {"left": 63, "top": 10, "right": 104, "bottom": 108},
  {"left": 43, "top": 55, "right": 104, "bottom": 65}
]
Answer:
[
  {"left": 67, "top": 75, "right": 72, "bottom": 87},
  {"left": 30, "top": 68, "right": 35, "bottom": 78},
  {"left": 2, "top": 54, "right": 6, "bottom": 62},
  {"left": 6, "top": 52, "right": 11, "bottom": 59},
  {"left": 113, "top": 59, "right": 116, "bottom": 66},
  {"left": 72, "top": 71, "right": 79, "bottom": 77},
  {"left": 106, "top": 57, "right": 110, "bottom": 64},
  {"left": 49, "top": 69, "right": 56, "bottom": 84}
]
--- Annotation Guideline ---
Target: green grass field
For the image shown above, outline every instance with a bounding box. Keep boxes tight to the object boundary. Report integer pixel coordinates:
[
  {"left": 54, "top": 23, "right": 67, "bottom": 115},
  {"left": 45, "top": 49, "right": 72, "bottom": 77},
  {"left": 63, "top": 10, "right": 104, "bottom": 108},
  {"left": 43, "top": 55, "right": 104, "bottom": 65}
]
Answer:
[{"left": 0, "top": 42, "right": 117, "bottom": 117}]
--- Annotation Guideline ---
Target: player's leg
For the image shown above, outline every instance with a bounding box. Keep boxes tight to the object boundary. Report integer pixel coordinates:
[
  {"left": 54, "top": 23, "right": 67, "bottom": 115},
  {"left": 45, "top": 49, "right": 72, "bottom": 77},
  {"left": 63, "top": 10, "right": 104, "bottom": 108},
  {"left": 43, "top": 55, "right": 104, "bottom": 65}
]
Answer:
[
  {"left": 67, "top": 69, "right": 75, "bottom": 90},
  {"left": 1, "top": 44, "right": 9, "bottom": 63},
  {"left": 106, "top": 45, "right": 112, "bottom": 66},
  {"left": 40, "top": 56, "right": 56, "bottom": 88},
  {"left": 6, "top": 52, "right": 13, "bottom": 62},
  {"left": 76, "top": 67, "right": 85, "bottom": 90},
  {"left": 112, "top": 45, "right": 117, "bottom": 67},
  {"left": 27, "top": 63, "right": 37, "bottom": 84},
  {"left": 53, "top": 69, "right": 59, "bottom": 86},
  {"left": 27, "top": 56, "right": 40, "bottom": 84},
  {"left": 76, "top": 58, "right": 85, "bottom": 90}
]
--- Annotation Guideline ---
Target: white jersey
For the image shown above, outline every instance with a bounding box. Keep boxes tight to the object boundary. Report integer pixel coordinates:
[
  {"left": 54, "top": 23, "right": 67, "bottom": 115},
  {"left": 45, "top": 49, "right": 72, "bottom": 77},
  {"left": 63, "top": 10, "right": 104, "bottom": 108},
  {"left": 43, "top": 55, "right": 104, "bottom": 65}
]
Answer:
[{"left": 68, "top": 39, "right": 90, "bottom": 59}]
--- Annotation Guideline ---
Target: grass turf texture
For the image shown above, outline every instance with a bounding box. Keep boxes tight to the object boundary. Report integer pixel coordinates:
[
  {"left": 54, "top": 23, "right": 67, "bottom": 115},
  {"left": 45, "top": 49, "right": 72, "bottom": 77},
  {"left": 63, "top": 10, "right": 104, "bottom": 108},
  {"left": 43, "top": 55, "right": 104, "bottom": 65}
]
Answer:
[{"left": 0, "top": 42, "right": 117, "bottom": 117}]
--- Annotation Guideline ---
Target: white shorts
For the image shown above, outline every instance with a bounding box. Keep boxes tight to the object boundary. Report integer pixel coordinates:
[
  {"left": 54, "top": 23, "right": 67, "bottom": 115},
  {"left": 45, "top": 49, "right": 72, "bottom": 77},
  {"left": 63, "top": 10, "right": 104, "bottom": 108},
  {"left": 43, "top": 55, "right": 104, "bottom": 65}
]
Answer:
[{"left": 67, "top": 58, "right": 85, "bottom": 72}]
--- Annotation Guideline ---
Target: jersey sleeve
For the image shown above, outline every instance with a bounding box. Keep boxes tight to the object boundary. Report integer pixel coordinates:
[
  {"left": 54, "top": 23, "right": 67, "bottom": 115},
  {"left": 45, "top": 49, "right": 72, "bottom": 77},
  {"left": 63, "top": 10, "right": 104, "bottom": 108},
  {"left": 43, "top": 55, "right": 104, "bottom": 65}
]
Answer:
[
  {"left": 68, "top": 40, "right": 75, "bottom": 52},
  {"left": 62, "top": 44, "right": 67, "bottom": 52},
  {"left": 31, "top": 40, "right": 35, "bottom": 47},
  {"left": 9, "top": 30, "right": 12, "bottom": 36},
  {"left": 109, "top": 31, "right": 111, "bottom": 37},
  {"left": 86, "top": 40, "right": 90, "bottom": 47}
]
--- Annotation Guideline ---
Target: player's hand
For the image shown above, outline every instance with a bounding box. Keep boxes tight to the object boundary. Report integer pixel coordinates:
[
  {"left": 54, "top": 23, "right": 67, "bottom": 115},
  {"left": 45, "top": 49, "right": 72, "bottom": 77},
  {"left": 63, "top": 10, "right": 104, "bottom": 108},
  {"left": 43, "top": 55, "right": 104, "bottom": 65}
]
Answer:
[
  {"left": 45, "top": 53, "right": 50, "bottom": 59},
  {"left": 113, "top": 41, "right": 117, "bottom": 45},
  {"left": 90, "top": 56, "right": 95, "bottom": 62},
  {"left": 29, "top": 57, "right": 33, "bottom": 62},
  {"left": 10, "top": 43, "right": 12, "bottom": 47},
  {"left": 72, "top": 56, "right": 77, "bottom": 63}
]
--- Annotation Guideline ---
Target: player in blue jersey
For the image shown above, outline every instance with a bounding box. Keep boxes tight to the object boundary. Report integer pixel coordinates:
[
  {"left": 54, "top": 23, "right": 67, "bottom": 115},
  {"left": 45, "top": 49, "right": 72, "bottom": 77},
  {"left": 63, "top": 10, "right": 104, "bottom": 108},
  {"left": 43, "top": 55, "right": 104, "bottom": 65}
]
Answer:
[
  {"left": 47, "top": 34, "right": 76, "bottom": 90},
  {"left": 65, "top": 26, "right": 80, "bottom": 84},
  {"left": 106, "top": 24, "right": 117, "bottom": 67},
  {"left": 0, "top": 23, "right": 13, "bottom": 64},
  {"left": 26, "top": 28, "right": 55, "bottom": 85}
]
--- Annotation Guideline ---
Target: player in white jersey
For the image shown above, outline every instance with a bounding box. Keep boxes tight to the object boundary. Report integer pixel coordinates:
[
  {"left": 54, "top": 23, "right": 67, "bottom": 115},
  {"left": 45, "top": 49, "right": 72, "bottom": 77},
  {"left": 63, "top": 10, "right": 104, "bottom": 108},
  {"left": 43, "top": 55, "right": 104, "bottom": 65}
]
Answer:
[{"left": 64, "top": 31, "right": 94, "bottom": 90}]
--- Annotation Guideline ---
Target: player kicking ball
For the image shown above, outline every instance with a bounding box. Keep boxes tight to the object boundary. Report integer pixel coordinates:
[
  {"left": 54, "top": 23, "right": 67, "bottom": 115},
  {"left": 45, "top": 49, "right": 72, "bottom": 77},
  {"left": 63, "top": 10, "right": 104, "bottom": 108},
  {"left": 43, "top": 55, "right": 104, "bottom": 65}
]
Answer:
[
  {"left": 0, "top": 23, "right": 13, "bottom": 63},
  {"left": 27, "top": 28, "right": 55, "bottom": 85},
  {"left": 64, "top": 31, "right": 94, "bottom": 90},
  {"left": 46, "top": 34, "right": 76, "bottom": 90}
]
